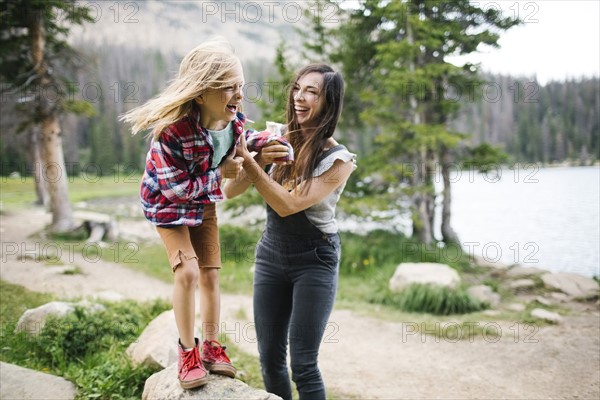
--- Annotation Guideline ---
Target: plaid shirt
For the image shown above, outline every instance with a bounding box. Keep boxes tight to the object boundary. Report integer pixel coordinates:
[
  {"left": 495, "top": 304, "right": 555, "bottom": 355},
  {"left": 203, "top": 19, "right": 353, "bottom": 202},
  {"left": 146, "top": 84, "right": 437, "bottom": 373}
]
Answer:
[
  {"left": 246, "top": 130, "right": 294, "bottom": 162},
  {"left": 140, "top": 109, "right": 245, "bottom": 226}
]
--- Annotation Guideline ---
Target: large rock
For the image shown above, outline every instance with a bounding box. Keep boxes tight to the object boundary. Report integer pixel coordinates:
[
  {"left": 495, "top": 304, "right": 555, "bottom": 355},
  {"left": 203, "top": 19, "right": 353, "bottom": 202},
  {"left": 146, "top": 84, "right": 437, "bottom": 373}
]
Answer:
[
  {"left": 472, "top": 255, "right": 510, "bottom": 269},
  {"left": 467, "top": 285, "right": 501, "bottom": 307},
  {"left": 389, "top": 263, "right": 461, "bottom": 292},
  {"left": 506, "top": 266, "right": 547, "bottom": 278},
  {"left": 0, "top": 361, "right": 78, "bottom": 399},
  {"left": 531, "top": 308, "right": 563, "bottom": 324},
  {"left": 15, "top": 301, "right": 104, "bottom": 336},
  {"left": 509, "top": 279, "right": 537, "bottom": 290},
  {"left": 142, "top": 363, "right": 282, "bottom": 400},
  {"left": 127, "top": 309, "right": 189, "bottom": 368},
  {"left": 540, "top": 272, "right": 599, "bottom": 299}
]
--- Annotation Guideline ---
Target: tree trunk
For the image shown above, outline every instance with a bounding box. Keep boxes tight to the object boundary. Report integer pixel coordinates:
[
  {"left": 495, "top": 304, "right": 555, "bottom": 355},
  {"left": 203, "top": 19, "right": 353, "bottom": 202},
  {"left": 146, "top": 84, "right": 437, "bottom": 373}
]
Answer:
[
  {"left": 440, "top": 146, "right": 460, "bottom": 244},
  {"left": 30, "top": 10, "right": 74, "bottom": 232},
  {"left": 414, "top": 195, "right": 433, "bottom": 244},
  {"left": 29, "top": 127, "right": 49, "bottom": 207},
  {"left": 407, "top": 18, "right": 433, "bottom": 245},
  {"left": 41, "top": 116, "right": 74, "bottom": 231},
  {"left": 412, "top": 150, "right": 434, "bottom": 245}
]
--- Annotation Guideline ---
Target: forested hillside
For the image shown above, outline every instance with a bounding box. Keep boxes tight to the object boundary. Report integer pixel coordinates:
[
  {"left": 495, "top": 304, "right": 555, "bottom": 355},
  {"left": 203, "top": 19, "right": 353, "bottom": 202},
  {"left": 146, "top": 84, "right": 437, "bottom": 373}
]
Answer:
[
  {"left": 1, "top": 0, "right": 597, "bottom": 176},
  {"left": 453, "top": 75, "right": 599, "bottom": 164}
]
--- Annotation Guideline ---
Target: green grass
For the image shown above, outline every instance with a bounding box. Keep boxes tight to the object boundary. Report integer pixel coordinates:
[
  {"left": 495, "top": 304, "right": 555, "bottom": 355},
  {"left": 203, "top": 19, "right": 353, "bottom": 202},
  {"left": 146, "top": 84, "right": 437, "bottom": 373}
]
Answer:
[
  {"left": 0, "top": 280, "right": 54, "bottom": 327},
  {"left": 0, "top": 176, "right": 139, "bottom": 210},
  {"left": 44, "top": 224, "right": 261, "bottom": 294},
  {"left": 0, "top": 280, "right": 171, "bottom": 399},
  {"left": 47, "top": 224, "right": 496, "bottom": 319},
  {"left": 339, "top": 230, "right": 476, "bottom": 274},
  {"left": 0, "top": 279, "right": 293, "bottom": 399}
]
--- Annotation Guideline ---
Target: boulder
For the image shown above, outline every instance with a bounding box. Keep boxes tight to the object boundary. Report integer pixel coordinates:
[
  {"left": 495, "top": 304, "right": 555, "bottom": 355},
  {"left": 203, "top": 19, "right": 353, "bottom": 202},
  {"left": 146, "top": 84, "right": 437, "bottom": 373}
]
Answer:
[
  {"left": 509, "top": 279, "right": 537, "bottom": 290},
  {"left": 15, "top": 301, "right": 104, "bottom": 336},
  {"left": 0, "top": 361, "right": 77, "bottom": 399},
  {"left": 506, "top": 266, "right": 546, "bottom": 278},
  {"left": 531, "top": 308, "right": 563, "bottom": 324},
  {"left": 540, "top": 272, "right": 599, "bottom": 299},
  {"left": 127, "top": 310, "right": 188, "bottom": 368},
  {"left": 549, "top": 292, "right": 570, "bottom": 303},
  {"left": 142, "top": 363, "right": 282, "bottom": 400},
  {"left": 389, "top": 263, "right": 460, "bottom": 292},
  {"left": 472, "top": 255, "right": 510, "bottom": 269},
  {"left": 506, "top": 303, "right": 526, "bottom": 312},
  {"left": 467, "top": 285, "right": 501, "bottom": 307},
  {"left": 534, "top": 296, "right": 554, "bottom": 306}
]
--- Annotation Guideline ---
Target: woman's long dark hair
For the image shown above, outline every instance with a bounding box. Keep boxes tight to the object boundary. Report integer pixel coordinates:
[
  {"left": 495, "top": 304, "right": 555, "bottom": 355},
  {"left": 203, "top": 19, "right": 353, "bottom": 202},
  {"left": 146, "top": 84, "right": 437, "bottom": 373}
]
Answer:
[{"left": 272, "top": 63, "right": 345, "bottom": 192}]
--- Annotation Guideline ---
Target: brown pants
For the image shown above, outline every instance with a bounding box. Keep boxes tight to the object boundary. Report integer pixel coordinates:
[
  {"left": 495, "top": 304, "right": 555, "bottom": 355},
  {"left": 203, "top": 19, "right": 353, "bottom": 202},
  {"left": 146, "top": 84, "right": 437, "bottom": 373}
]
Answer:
[{"left": 156, "top": 203, "right": 221, "bottom": 270}]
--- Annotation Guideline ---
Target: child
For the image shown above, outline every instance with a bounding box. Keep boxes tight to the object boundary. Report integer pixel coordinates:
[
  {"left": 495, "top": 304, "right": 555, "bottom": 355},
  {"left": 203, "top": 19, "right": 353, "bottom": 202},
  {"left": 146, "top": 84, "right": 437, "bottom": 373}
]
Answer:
[{"left": 121, "top": 37, "right": 244, "bottom": 389}]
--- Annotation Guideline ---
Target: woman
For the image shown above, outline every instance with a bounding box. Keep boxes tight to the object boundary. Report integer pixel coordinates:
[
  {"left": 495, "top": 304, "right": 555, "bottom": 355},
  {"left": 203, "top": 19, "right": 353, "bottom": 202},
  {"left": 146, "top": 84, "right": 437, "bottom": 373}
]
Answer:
[{"left": 224, "top": 63, "right": 356, "bottom": 400}]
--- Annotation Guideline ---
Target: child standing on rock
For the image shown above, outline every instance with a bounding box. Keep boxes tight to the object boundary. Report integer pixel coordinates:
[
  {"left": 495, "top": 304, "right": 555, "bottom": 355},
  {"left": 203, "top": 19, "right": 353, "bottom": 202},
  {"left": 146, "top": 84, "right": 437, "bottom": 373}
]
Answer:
[{"left": 121, "top": 37, "right": 245, "bottom": 389}]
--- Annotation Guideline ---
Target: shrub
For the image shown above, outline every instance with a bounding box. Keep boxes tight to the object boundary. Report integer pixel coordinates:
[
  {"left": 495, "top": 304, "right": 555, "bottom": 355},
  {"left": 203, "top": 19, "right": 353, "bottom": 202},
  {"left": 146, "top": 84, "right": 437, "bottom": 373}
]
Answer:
[
  {"left": 2, "top": 298, "right": 170, "bottom": 399},
  {"left": 369, "top": 283, "right": 486, "bottom": 315}
]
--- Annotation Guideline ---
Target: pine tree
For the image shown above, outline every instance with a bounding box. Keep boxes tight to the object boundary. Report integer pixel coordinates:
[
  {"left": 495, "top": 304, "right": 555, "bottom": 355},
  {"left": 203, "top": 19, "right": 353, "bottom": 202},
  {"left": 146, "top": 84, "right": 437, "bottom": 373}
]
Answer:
[
  {"left": 0, "top": 0, "right": 94, "bottom": 231},
  {"left": 329, "top": 0, "right": 520, "bottom": 244}
]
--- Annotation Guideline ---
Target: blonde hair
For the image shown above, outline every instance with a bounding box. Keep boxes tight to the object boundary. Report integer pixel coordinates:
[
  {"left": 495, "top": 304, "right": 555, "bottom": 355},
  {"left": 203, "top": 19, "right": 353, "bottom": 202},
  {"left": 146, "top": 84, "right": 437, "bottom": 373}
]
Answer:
[{"left": 121, "top": 37, "right": 241, "bottom": 137}]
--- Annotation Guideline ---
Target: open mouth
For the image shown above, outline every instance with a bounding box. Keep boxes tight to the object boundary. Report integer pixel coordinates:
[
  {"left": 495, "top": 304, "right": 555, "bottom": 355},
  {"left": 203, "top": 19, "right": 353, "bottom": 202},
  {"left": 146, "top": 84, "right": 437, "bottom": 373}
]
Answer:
[
  {"left": 227, "top": 104, "right": 238, "bottom": 112},
  {"left": 295, "top": 107, "right": 308, "bottom": 113}
]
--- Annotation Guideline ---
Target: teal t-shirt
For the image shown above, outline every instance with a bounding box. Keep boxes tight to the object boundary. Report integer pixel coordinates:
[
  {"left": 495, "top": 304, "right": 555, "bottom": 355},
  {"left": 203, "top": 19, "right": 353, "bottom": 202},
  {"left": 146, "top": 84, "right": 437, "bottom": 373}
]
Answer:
[{"left": 207, "top": 122, "right": 234, "bottom": 169}]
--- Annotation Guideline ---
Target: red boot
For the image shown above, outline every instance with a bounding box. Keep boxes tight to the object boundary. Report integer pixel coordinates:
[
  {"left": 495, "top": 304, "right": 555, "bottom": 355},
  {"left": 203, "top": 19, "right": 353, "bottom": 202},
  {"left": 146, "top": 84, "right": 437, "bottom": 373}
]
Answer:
[
  {"left": 202, "top": 339, "right": 237, "bottom": 378},
  {"left": 177, "top": 338, "right": 209, "bottom": 389}
]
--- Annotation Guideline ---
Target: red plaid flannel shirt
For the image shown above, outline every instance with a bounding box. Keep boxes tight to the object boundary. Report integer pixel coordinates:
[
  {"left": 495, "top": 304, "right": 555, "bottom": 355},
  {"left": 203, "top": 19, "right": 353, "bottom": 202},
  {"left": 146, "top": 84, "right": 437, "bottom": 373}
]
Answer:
[
  {"left": 140, "top": 109, "right": 245, "bottom": 226},
  {"left": 246, "top": 131, "right": 294, "bottom": 162}
]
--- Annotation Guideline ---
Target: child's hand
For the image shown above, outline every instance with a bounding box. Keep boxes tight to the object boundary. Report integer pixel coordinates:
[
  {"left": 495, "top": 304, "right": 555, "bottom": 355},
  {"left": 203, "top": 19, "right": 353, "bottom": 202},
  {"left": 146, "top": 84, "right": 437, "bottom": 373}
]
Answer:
[
  {"left": 235, "top": 133, "right": 252, "bottom": 161},
  {"left": 220, "top": 152, "right": 244, "bottom": 179}
]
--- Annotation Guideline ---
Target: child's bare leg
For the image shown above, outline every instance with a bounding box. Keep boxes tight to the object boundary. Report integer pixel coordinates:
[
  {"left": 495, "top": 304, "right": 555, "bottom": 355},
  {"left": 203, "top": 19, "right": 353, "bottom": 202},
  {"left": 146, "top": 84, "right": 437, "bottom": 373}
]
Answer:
[
  {"left": 173, "top": 258, "right": 200, "bottom": 348},
  {"left": 198, "top": 267, "right": 220, "bottom": 341}
]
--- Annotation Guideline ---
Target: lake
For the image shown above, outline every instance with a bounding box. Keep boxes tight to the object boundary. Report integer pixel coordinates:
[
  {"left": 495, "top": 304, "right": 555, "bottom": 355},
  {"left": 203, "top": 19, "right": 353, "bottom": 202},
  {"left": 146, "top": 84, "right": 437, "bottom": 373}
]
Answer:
[
  {"left": 338, "top": 165, "right": 599, "bottom": 278},
  {"left": 448, "top": 165, "right": 599, "bottom": 277}
]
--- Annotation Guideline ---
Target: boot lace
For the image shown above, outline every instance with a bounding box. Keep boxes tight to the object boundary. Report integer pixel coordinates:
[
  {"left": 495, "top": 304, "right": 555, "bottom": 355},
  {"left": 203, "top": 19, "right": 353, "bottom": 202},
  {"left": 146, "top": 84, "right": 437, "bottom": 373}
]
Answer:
[
  {"left": 206, "top": 340, "right": 231, "bottom": 363},
  {"left": 180, "top": 347, "right": 200, "bottom": 376}
]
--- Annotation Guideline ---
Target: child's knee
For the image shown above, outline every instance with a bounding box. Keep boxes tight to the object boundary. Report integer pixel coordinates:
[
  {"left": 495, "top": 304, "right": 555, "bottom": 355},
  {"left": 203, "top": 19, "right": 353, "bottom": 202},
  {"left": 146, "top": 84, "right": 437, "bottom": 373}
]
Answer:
[{"left": 174, "top": 260, "right": 199, "bottom": 287}]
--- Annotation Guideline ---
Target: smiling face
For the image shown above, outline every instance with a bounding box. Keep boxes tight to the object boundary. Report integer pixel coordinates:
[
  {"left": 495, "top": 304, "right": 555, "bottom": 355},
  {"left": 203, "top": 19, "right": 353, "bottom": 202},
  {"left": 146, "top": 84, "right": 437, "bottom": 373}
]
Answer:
[
  {"left": 292, "top": 71, "right": 325, "bottom": 130},
  {"left": 197, "top": 61, "right": 245, "bottom": 130}
]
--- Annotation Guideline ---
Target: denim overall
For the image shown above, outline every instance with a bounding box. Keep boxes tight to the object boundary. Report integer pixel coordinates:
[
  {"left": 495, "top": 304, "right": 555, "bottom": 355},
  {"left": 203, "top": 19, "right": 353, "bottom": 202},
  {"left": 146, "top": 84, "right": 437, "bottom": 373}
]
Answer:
[{"left": 253, "top": 199, "right": 341, "bottom": 400}]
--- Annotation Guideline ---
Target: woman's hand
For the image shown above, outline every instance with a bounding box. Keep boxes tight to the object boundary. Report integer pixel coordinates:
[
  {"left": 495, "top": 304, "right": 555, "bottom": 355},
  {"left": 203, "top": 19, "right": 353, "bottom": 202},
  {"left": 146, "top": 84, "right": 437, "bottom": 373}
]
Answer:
[{"left": 258, "top": 142, "right": 292, "bottom": 166}]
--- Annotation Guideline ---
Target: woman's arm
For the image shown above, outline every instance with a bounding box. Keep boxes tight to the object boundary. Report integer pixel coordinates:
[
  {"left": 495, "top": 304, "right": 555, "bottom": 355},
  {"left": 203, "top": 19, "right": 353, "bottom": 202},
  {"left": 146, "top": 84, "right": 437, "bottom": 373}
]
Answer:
[{"left": 240, "top": 147, "right": 354, "bottom": 217}]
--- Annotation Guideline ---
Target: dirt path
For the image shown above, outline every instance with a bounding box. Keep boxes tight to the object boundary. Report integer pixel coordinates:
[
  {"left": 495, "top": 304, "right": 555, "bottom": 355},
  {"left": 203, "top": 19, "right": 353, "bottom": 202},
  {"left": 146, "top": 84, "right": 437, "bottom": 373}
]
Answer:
[{"left": 1, "top": 208, "right": 599, "bottom": 399}]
